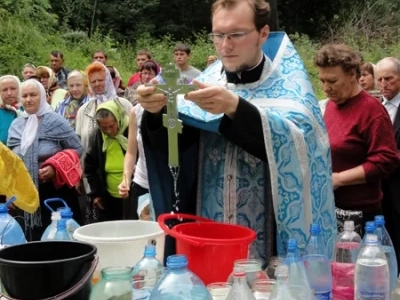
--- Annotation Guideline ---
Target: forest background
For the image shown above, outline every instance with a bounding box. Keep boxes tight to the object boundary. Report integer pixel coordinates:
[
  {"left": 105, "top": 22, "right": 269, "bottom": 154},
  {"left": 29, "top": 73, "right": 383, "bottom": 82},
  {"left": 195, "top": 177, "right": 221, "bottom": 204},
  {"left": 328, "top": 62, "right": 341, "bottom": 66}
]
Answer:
[{"left": 0, "top": 0, "right": 399, "bottom": 98}]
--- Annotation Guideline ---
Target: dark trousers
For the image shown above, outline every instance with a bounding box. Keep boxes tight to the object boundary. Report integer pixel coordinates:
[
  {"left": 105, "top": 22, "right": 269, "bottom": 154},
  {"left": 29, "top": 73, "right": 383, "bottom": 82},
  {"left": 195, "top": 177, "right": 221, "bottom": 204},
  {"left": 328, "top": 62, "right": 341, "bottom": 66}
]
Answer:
[
  {"left": 123, "top": 182, "right": 148, "bottom": 220},
  {"left": 100, "top": 191, "right": 124, "bottom": 221}
]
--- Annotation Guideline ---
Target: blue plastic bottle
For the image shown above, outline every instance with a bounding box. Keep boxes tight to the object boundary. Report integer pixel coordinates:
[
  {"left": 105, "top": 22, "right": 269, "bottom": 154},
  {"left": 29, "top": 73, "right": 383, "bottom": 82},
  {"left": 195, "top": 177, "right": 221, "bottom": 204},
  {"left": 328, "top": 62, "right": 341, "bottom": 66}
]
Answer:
[
  {"left": 40, "top": 211, "right": 61, "bottom": 241},
  {"left": 149, "top": 254, "right": 212, "bottom": 300},
  {"left": 285, "top": 238, "right": 312, "bottom": 300},
  {"left": 53, "top": 219, "right": 72, "bottom": 241},
  {"left": 302, "top": 223, "right": 332, "bottom": 300},
  {"left": 132, "top": 245, "right": 164, "bottom": 300},
  {"left": 0, "top": 197, "right": 26, "bottom": 246},
  {"left": 374, "top": 215, "right": 398, "bottom": 293}
]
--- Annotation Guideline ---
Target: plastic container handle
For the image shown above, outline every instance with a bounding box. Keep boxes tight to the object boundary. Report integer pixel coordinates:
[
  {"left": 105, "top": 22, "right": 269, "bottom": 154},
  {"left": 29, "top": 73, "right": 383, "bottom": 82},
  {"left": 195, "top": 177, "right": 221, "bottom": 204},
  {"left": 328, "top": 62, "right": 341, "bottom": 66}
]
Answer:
[
  {"left": 0, "top": 255, "right": 99, "bottom": 300},
  {"left": 158, "top": 213, "right": 214, "bottom": 248},
  {"left": 4, "top": 197, "right": 16, "bottom": 208},
  {"left": 44, "top": 198, "right": 70, "bottom": 213}
]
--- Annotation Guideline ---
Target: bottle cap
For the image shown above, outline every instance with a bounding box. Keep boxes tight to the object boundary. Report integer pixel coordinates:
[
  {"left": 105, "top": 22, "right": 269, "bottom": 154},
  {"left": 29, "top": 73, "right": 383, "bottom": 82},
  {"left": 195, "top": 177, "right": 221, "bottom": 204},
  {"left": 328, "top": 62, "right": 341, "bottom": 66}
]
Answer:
[
  {"left": 374, "top": 215, "right": 385, "bottom": 226},
  {"left": 365, "top": 221, "right": 376, "bottom": 233},
  {"left": 343, "top": 220, "right": 355, "bottom": 230},
  {"left": 287, "top": 238, "right": 297, "bottom": 251},
  {"left": 309, "top": 223, "right": 321, "bottom": 234}
]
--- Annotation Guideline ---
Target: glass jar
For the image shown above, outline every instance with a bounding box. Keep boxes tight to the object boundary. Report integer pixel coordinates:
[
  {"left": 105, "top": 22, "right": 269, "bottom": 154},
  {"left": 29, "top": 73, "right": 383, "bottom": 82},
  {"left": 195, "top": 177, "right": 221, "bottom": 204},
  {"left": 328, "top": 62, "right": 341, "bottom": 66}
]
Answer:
[
  {"left": 228, "top": 259, "right": 268, "bottom": 287},
  {"left": 89, "top": 267, "right": 132, "bottom": 300},
  {"left": 207, "top": 282, "right": 232, "bottom": 300},
  {"left": 252, "top": 279, "right": 276, "bottom": 299},
  {"left": 266, "top": 256, "right": 284, "bottom": 280}
]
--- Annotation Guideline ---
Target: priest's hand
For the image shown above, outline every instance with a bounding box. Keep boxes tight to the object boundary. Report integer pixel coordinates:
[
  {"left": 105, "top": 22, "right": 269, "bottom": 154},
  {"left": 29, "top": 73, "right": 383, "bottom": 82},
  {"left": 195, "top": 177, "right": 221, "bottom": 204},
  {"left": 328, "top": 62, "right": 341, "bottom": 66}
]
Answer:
[
  {"left": 136, "top": 80, "right": 166, "bottom": 114},
  {"left": 185, "top": 80, "right": 239, "bottom": 119}
]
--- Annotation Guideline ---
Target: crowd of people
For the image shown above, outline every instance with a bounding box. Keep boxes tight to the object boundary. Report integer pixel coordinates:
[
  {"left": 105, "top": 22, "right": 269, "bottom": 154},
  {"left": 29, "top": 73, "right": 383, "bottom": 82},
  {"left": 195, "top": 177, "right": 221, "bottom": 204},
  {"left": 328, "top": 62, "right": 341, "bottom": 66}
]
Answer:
[{"left": 1, "top": 0, "right": 400, "bottom": 270}]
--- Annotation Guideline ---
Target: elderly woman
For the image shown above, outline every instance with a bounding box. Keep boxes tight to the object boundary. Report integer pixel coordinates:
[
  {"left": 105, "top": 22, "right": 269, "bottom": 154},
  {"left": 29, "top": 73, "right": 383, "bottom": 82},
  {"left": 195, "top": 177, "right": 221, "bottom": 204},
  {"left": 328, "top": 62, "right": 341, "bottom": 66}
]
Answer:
[
  {"left": 315, "top": 44, "right": 400, "bottom": 234},
  {"left": 35, "top": 66, "right": 68, "bottom": 109},
  {"left": 76, "top": 62, "right": 132, "bottom": 152},
  {"left": 359, "top": 62, "right": 381, "bottom": 99},
  {"left": 0, "top": 76, "right": 22, "bottom": 144},
  {"left": 21, "top": 63, "right": 36, "bottom": 81},
  {"left": 56, "top": 70, "right": 90, "bottom": 129},
  {"left": 7, "top": 79, "right": 83, "bottom": 241},
  {"left": 84, "top": 100, "right": 129, "bottom": 221}
]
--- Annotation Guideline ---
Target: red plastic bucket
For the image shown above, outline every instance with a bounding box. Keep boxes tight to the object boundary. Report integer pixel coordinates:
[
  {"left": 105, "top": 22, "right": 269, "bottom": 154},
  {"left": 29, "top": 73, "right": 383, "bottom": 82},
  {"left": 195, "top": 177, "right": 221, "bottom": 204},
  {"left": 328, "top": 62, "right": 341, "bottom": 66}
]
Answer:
[{"left": 158, "top": 213, "right": 256, "bottom": 285}]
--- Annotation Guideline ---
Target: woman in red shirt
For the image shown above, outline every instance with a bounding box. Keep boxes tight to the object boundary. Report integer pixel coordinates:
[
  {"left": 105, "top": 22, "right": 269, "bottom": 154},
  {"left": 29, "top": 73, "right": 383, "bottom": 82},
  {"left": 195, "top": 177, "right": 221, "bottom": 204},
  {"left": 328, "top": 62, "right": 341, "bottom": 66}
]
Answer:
[{"left": 315, "top": 44, "right": 400, "bottom": 234}]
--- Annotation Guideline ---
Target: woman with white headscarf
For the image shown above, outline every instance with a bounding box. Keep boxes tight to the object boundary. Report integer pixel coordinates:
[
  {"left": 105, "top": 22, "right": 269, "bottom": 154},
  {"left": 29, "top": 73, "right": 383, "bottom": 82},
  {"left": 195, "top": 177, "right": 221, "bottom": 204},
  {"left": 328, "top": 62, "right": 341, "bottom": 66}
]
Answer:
[
  {"left": 0, "top": 75, "right": 22, "bottom": 144},
  {"left": 7, "top": 79, "right": 83, "bottom": 241}
]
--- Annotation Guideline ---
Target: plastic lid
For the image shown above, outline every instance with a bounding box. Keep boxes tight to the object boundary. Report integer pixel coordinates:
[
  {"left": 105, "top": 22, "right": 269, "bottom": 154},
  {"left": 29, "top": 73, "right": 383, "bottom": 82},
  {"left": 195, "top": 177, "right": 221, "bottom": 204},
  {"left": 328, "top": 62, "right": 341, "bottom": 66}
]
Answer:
[
  {"left": 144, "top": 244, "right": 156, "bottom": 257},
  {"left": 0, "top": 204, "right": 8, "bottom": 213},
  {"left": 374, "top": 215, "right": 385, "bottom": 226},
  {"left": 309, "top": 223, "right": 321, "bottom": 235},
  {"left": 344, "top": 220, "right": 355, "bottom": 231},
  {"left": 287, "top": 239, "right": 297, "bottom": 252},
  {"left": 365, "top": 221, "right": 376, "bottom": 233},
  {"left": 166, "top": 254, "right": 188, "bottom": 268},
  {"left": 57, "top": 207, "right": 73, "bottom": 219}
]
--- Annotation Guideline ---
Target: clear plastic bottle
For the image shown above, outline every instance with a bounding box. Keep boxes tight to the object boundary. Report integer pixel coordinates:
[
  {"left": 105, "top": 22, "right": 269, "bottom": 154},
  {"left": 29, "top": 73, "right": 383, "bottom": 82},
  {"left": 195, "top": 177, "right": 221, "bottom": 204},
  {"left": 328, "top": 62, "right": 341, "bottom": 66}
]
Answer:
[
  {"left": 53, "top": 219, "right": 72, "bottom": 241},
  {"left": 228, "top": 259, "right": 269, "bottom": 288},
  {"left": 40, "top": 211, "right": 61, "bottom": 241},
  {"left": 302, "top": 223, "right": 332, "bottom": 300},
  {"left": 375, "top": 215, "right": 398, "bottom": 293},
  {"left": 391, "top": 279, "right": 400, "bottom": 300},
  {"left": 269, "top": 264, "right": 296, "bottom": 300},
  {"left": 284, "top": 238, "right": 312, "bottom": 300},
  {"left": 132, "top": 244, "right": 164, "bottom": 300},
  {"left": 89, "top": 267, "right": 133, "bottom": 300},
  {"left": 355, "top": 233, "right": 389, "bottom": 299},
  {"left": 252, "top": 279, "right": 276, "bottom": 300},
  {"left": 226, "top": 266, "right": 256, "bottom": 300},
  {"left": 332, "top": 220, "right": 361, "bottom": 300},
  {"left": 149, "top": 254, "right": 212, "bottom": 300},
  {"left": 361, "top": 221, "right": 377, "bottom": 248},
  {"left": 0, "top": 198, "right": 26, "bottom": 246}
]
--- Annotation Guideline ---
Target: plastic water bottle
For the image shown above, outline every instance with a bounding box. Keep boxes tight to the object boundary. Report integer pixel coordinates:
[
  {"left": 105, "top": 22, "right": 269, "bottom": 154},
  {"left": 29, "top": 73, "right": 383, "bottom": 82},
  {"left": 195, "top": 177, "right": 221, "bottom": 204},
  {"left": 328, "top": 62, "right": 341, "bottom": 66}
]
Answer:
[
  {"left": 332, "top": 220, "right": 361, "bottom": 300},
  {"left": 90, "top": 267, "right": 133, "bottom": 300},
  {"left": 40, "top": 211, "right": 61, "bottom": 241},
  {"left": 149, "top": 254, "right": 212, "bottom": 300},
  {"left": 226, "top": 266, "right": 256, "bottom": 300},
  {"left": 58, "top": 207, "right": 80, "bottom": 237},
  {"left": 285, "top": 238, "right": 312, "bottom": 299},
  {"left": 361, "top": 221, "right": 377, "bottom": 248},
  {"left": 0, "top": 197, "right": 26, "bottom": 246},
  {"left": 53, "top": 219, "right": 72, "bottom": 241},
  {"left": 391, "top": 278, "right": 400, "bottom": 300},
  {"left": 132, "top": 245, "right": 164, "bottom": 300},
  {"left": 355, "top": 233, "right": 389, "bottom": 299},
  {"left": 302, "top": 223, "right": 332, "bottom": 300},
  {"left": 269, "top": 264, "right": 296, "bottom": 300},
  {"left": 375, "top": 215, "right": 398, "bottom": 293}
]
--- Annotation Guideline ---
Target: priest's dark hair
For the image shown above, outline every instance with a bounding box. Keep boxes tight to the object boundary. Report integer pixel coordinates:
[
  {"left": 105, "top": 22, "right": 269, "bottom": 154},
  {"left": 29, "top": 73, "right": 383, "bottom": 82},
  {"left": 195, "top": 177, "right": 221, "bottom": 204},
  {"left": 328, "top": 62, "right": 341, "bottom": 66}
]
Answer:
[{"left": 211, "top": 0, "right": 271, "bottom": 31}]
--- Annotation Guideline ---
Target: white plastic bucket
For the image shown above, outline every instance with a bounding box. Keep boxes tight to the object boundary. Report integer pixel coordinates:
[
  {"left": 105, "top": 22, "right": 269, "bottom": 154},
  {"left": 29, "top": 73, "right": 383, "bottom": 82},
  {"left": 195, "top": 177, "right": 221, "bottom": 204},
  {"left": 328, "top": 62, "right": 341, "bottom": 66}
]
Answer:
[{"left": 73, "top": 220, "right": 165, "bottom": 282}]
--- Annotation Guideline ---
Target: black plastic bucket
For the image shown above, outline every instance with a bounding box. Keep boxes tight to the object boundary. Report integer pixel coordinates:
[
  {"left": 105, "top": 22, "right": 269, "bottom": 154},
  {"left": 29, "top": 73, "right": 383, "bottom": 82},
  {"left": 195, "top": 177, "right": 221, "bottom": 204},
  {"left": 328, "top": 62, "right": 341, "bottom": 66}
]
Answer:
[{"left": 0, "top": 241, "right": 97, "bottom": 300}]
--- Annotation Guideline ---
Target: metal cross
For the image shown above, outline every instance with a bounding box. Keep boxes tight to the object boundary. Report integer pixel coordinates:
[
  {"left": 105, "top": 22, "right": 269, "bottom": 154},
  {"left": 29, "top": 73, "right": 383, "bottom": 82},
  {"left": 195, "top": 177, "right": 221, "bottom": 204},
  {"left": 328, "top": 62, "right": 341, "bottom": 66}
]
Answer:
[{"left": 147, "top": 62, "right": 197, "bottom": 167}]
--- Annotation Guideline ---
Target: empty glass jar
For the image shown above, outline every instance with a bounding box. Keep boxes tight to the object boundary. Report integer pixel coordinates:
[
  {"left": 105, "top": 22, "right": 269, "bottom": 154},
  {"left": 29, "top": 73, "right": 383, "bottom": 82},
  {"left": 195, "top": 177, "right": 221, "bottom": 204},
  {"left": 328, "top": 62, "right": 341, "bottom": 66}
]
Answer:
[{"left": 228, "top": 259, "right": 268, "bottom": 288}]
